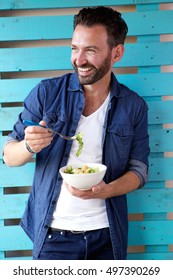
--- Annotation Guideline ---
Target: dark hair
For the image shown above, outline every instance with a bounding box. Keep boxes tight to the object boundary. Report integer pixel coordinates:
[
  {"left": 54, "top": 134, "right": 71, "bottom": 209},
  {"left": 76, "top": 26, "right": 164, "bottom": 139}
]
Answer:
[{"left": 73, "top": 6, "right": 128, "bottom": 48}]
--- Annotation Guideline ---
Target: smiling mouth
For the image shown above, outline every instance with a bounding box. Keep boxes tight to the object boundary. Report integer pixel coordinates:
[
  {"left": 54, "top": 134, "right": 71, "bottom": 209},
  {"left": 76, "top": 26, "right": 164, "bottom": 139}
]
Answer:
[{"left": 77, "top": 67, "right": 93, "bottom": 75}]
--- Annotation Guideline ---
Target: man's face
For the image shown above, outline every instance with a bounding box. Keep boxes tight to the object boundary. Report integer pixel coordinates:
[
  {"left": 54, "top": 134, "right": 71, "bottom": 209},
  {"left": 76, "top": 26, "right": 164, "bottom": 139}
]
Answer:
[{"left": 71, "top": 24, "right": 113, "bottom": 85}]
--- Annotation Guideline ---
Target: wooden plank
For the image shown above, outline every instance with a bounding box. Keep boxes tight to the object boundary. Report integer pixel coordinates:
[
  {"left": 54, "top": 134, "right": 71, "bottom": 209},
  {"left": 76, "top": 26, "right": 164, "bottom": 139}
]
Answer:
[
  {"left": 1, "top": 73, "right": 173, "bottom": 103},
  {"left": 0, "top": 226, "right": 32, "bottom": 251},
  {"left": 0, "top": 163, "right": 34, "bottom": 187},
  {"left": 128, "top": 220, "right": 173, "bottom": 246},
  {"left": 122, "top": 42, "right": 173, "bottom": 68},
  {"left": 127, "top": 252, "right": 173, "bottom": 260},
  {"left": 147, "top": 100, "right": 173, "bottom": 125},
  {"left": 0, "top": 15, "right": 73, "bottom": 41},
  {"left": 0, "top": 16, "right": 73, "bottom": 42},
  {"left": 1, "top": 11, "right": 173, "bottom": 41},
  {"left": 0, "top": 78, "right": 41, "bottom": 103},
  {"left": 149, "top": 157, "right": 173, "bottom": 181},
  {"left": 127, "top": 188, "right": 173, "bottom": 214},
  {"left": 126, "top": 10, "right": 173, "bottom": 36},
  {"left": 0, "top": 194, "right": 29, "bottom": 219},
  {"left": 0, "top": 0, "right": 172, "bottom": 9},
  {"left": 1, "top": 188, "right": 173, "bottom": 219},
  {"left": 0, "top": 46, "right": 71, "bottom": 72},
  {"left": 0, "top": 42, "right": 173, "bottom": 72},
  {"left": 0, "top": 107, "right": 23, "bottom": 131},
  {"left": 148, "top": 127, "right": 173, "bottom": 153},
  {"left": 117, "top": 73, "right": 173, "bottom": 98}
]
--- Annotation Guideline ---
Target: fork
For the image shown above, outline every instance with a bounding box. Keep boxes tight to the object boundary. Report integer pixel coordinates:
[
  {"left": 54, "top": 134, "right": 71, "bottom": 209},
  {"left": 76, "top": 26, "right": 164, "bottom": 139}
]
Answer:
[{"left": 23, "top": 120, "right": 77, "bottom": 140}]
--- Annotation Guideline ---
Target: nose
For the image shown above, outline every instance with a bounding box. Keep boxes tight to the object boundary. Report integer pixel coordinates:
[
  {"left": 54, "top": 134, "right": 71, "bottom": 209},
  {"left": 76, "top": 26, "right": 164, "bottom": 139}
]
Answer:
[{"left": 73, "top": 50, "right": 87, "bottom": 66}]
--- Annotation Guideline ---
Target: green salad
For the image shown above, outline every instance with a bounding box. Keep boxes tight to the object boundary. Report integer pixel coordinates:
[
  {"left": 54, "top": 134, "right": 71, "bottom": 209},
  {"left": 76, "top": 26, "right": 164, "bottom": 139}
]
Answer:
[
  {"left": 64, "top": 165, "right": 99, "bottom": 174},
  {"left": 71, "top": 132, "right": 84, "bottom": 157}
]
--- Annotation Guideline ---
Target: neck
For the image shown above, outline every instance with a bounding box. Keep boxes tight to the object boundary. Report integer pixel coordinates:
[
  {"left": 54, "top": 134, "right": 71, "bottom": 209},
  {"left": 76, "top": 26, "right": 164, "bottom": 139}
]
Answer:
[
  {"left": 82, "top": 73, "right": 111, "bottom": 117},
  {"left": 83, "top": 72, "right": 111, "bottom": 98}
]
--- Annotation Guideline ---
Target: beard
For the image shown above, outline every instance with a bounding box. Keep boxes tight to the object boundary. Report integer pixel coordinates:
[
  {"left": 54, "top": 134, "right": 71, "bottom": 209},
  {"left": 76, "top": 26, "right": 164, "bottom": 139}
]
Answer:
[{"left": 72, "top": 53, "right": 112, "bottom": 85}]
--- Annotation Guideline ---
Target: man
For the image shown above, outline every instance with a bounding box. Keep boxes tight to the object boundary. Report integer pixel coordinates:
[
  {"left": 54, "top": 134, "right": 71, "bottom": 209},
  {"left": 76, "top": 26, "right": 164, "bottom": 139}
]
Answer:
[{"left": 3, "top": 6, "right": 149, "bottom": 260}]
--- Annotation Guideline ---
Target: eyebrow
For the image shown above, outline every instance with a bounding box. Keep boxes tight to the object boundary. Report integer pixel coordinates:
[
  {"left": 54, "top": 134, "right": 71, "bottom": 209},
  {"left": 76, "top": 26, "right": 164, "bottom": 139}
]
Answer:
[{"left": 71, "top": 44, "right": 100, "bottom": 50}]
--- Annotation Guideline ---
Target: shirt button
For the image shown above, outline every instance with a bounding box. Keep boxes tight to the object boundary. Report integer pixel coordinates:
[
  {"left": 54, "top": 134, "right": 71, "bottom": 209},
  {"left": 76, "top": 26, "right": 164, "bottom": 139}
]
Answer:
[
  {"left": 79, "top": 107, "right": 83, "bottom": 111},
  {"left": 52, "top": 200, "right": 56, "bottom": 205},
  {"left": 44, "top": 225, "right": 48, "bottom": 229}
]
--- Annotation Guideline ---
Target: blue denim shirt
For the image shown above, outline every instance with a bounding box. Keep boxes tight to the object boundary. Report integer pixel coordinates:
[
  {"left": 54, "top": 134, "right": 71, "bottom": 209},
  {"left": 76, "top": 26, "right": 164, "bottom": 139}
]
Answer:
[{"left": 8, "top": 72, "right": 149, "bottom": 259}]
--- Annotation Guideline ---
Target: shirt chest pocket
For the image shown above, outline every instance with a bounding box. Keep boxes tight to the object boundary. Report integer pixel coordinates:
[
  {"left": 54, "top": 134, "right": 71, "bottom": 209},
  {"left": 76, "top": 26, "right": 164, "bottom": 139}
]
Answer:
[
  {"left": 106, "top": 124, "right": 134, "bottom": 159},
  {"left": 43, "top": 112, "right": 68, "bottom": 133}
]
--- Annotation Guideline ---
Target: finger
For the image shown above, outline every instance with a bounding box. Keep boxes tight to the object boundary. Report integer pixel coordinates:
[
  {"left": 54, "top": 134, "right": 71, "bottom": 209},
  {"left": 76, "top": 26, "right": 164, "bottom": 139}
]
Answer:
[
  {"left": 24, "top": 125, "right": 53, "bottom": 139},
  {"left": 91, "top": 185, "right": 101, "bottom": 193},
  {"left": 39, "top": 120, "right": 47, "bottom": 127},
  {"left": 25, "top": 131, "right": 53, "bottom": 141},
  {"left": 27, "top": 136, "right": 53, "bottom": 146},
  {"left": 67, "top": 185, "right": 93, "bottom": 199}
]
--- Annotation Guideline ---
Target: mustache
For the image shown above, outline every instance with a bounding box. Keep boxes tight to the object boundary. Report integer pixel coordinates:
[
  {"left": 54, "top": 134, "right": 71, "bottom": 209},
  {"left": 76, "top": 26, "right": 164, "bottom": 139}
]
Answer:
[{"left": 73, "top": 62, "right": 95, "bottom": 69}]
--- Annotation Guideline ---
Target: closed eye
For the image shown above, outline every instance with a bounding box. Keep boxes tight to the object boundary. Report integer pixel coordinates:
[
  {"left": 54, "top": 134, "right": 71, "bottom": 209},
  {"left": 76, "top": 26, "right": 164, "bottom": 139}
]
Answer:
[{"left": 86, "top": 48, "right": 97, "bottom": 54}]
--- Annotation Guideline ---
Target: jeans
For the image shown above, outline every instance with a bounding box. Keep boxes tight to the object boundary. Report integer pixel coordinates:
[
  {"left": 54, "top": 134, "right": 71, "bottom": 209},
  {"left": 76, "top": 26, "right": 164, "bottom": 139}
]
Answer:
[{"left": 35, "top": 227, "right": 114, "bottom": 260}]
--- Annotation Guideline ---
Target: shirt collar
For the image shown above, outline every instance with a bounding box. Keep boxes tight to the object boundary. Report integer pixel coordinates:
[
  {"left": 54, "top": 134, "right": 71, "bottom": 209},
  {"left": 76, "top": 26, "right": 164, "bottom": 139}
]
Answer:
[
  {"left": 67, "top": 72, "right": 83, "bottom": 92},
  {"left": 110, "top": 72, "right": 124, "bottom": 99},
  {"left": 67, "top": 71, "right": 123, "bottom": 99}
]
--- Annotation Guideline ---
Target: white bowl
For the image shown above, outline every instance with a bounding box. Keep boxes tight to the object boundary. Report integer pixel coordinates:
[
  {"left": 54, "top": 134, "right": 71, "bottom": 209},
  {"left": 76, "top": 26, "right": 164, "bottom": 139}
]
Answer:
[{"left": 59, "top": 163, "right": 107, "bottom": 190}]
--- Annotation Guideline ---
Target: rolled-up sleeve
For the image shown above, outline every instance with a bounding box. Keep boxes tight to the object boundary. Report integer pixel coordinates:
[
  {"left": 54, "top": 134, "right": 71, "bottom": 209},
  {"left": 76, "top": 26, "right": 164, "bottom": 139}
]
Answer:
[
  {"left": 2, "top": 136, "right": 19, "bottom": 157},
  {"left": 127, "top": 158, "right": 149, "bottom": 188}
]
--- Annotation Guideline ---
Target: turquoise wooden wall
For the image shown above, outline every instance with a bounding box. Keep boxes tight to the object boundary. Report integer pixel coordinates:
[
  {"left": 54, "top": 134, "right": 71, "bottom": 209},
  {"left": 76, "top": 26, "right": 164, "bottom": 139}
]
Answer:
[{"left": 0, "top": 0, "right": 173, "bottom": 260}]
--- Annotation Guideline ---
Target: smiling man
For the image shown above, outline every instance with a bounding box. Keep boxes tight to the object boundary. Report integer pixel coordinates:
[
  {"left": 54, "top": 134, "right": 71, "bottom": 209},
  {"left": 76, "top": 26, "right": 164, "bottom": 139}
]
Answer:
[
  {"left": 71, "top": 24, "right": 115, "bottom": 85},
  {"left": 3, "top": 6, "right": 150, "bottom": 260}
]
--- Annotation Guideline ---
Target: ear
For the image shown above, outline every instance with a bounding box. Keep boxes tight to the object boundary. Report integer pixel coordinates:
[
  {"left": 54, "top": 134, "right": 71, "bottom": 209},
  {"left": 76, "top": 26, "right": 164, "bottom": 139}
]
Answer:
[{"left": 112, "top": 44, "right": 125, "bottom": 63}]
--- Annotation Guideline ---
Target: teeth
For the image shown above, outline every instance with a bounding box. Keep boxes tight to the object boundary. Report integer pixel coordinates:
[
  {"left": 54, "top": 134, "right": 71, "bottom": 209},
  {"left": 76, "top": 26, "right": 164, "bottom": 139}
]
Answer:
[{"left": 78, "top": 68, "right": 92, "bottom": 72}]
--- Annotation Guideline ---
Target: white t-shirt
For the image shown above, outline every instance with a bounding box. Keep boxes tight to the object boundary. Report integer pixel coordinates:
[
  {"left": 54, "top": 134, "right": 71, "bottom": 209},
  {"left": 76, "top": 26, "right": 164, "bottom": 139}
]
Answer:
[{"left": 51, "top": 94, "right": 110, "bottom": 231}]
